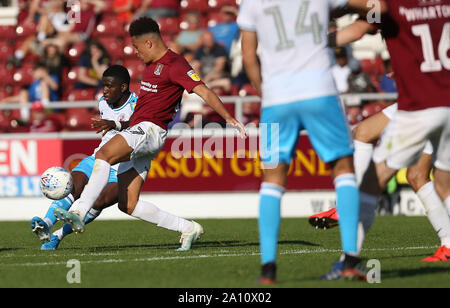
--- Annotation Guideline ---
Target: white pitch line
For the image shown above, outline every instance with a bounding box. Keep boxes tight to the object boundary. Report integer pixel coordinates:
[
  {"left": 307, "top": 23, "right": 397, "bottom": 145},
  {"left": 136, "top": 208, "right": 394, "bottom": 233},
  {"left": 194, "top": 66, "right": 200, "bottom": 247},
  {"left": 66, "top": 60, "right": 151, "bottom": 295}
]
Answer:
[{"left": 0, "top": 246, "right": 438, "bottom": 268}]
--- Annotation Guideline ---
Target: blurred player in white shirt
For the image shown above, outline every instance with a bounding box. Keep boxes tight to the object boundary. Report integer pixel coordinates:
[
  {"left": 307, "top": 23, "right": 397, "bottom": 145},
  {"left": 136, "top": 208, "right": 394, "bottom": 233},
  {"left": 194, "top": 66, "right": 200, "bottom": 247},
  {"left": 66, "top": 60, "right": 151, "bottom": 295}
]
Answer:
[{"left": 238, "top": 0, "right": 383, "bottom": 283}]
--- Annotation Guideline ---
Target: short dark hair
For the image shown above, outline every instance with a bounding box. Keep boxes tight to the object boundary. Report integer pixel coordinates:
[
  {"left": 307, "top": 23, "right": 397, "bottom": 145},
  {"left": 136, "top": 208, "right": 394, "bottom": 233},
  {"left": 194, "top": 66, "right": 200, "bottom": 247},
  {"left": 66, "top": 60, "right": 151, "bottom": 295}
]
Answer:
[
  {"left": 129, "top": 17, "right": 161, "bottom": 37},
  {"left": 103, "top": 65, "right": 130, "bottom": 85}
]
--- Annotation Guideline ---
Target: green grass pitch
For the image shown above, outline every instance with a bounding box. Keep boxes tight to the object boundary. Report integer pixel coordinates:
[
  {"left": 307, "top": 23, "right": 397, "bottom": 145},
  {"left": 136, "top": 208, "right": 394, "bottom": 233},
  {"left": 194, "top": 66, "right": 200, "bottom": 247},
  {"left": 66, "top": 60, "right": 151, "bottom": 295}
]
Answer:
[{"left": 1, "top": 216, "right": 449, "bottom": 288}]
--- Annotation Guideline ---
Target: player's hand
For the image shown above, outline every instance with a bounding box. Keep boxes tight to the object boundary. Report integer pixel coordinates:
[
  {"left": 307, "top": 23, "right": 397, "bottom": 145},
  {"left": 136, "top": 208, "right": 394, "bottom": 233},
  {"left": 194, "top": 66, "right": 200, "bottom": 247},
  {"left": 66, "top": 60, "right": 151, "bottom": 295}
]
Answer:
[
  {"left": 227, "top": 118, "right": 247, "bottom": 139},
  {"left": 91, "top": 118, "right": 115, "bottom": 136}
]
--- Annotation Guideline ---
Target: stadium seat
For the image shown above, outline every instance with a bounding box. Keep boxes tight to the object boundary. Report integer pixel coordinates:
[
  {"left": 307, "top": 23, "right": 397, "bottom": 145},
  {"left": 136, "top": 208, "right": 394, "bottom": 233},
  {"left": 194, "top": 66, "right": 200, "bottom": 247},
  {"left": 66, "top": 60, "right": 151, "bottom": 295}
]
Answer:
[
  {"left": 15, "top": 22, "right": 37, "bottom": 38},
  {"left": 13, "top": 66, "right": 34, "bottom": 86},
  {"left": 0, "top": 41, "right": 13, "bottom": 62},
  {"left": 122, "top": 36, "right": 137, "bottom": 59},
  {"left": 209, "top": 0, "right": 238, "bottom": 10},
  {"left": 361, "top": 102, "right": 384, "bottom": 119},
  {"left": 65, "top": 108, "right": 95, "bottom": 131},
  {"left": 0, "top": 66, "right": 15, "bottom": 85},
  {"left": 207, "top": 12, "right": 224, "bottom": 27},
  {"left": 180, "top": 0, "right": 210, "bottom": 13},
  {"left": 67, "top": 42, "right": 86, "bottom": 65},
  {"left": 158, "top": 17, "right": 181, "bottom": 36},
  {"left": 238, "top": 83, "right": 258, "bottom": 97},
  {"left": 360, "top": 57, "right": 385, "bottom": 75},
  {"left": 92, "top": 17, "right": 127, "bottom": 38},
  {"left": 123, "top": 59, "right": 147, "bottom": 81},
  {"left": 67, "top": 88, "right": 97, "bottom": 101},
  {"left": 97, "top": 37, "right": 125, "bottom": 61},
  {"left": 0, "top": 25, "right": 16, "bottom": 40}
]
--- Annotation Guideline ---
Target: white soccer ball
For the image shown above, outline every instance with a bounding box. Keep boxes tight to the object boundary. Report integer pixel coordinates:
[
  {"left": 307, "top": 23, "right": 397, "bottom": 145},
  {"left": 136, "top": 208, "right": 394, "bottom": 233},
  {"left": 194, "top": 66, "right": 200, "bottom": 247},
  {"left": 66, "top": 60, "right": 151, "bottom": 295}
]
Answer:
[{"left": 40, "top": 167, "right": 73, "bottom": 200}]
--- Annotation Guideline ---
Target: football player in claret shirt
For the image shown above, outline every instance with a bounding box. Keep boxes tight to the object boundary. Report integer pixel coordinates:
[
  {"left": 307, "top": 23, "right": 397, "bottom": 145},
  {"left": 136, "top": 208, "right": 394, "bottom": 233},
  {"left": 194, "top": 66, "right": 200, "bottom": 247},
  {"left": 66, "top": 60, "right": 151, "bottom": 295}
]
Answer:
[{"left": 54, "top": 17, "right": 247, "bottom": 251}]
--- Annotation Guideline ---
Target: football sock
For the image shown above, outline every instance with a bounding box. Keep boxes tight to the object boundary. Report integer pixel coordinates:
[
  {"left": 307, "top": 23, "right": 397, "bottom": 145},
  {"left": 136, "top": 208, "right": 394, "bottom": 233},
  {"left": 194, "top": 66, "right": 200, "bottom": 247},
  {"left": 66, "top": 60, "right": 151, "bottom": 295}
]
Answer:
[
  {"left": 418, "top": 182, "right": 450, "bottom": 248},
  {"left": 335, "top": 174, "right": 359, "bottom": 255},
  {"left": 54, "top": 208, "right": 101, "bottom": 240},
  {"left": 353, "top": 140, "right": 374, "bottom": 186},
  {"left": 259, "top": 182, "right": 284, "bottom": 265},
  {"left": 131, "top": 200, "right": 193, "bottom": 233},
  {"left": 445, "top": 197, "right": 450, "bottom": 217},
  {"left": 72, "top": 159, "right": 110, "bottom": 220},
  {"left": 357, "top": 192, "right": 378, "bottom": 253},
  {"left": 43, "top": 194, "right": 74, "bottom": 228}
]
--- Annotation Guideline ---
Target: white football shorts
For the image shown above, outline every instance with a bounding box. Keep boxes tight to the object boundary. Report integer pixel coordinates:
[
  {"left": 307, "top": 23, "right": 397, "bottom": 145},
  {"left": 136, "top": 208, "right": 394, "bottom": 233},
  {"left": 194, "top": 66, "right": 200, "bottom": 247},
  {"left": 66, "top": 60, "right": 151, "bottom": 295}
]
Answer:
[
  {"left": 373, "top": 107, "right": 450, "bottom": 171},
  {"left": 117, "top": 121, "right": 168, "bottom": 180},
  {"left": 381, "top": 102, "right": 434, "bottom": 156}
]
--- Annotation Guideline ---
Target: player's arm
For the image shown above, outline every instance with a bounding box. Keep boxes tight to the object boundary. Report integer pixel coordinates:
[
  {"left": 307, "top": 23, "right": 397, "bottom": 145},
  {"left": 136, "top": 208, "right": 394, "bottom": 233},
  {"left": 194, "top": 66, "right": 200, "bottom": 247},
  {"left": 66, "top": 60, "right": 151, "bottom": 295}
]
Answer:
[
  {"left": 329, "top": 19, "right": 376, "bottom": 47},
  {"left": 241, "top": 30, "right": 262, "bottom": 97},
  {"left": 91, "top": 118, "right": 130, "bottom": 136},
  {"left": 192, "top": 84, "right": 247, "bottom": 139}
]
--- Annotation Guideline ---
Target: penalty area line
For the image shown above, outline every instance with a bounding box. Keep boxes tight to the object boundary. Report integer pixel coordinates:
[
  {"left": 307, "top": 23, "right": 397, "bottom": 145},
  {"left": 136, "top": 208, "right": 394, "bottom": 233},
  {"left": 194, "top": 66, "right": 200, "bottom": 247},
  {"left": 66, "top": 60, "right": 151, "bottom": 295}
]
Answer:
[{"left": 0, "top": 245, "right": 438, "bottom": 267}]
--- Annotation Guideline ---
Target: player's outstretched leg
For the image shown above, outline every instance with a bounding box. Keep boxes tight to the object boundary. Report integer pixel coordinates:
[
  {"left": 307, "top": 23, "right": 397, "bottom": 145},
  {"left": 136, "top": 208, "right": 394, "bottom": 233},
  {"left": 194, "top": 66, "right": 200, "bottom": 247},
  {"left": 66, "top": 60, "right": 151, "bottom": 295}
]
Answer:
[
  {"left": 30, "top": 194, "right": 74, "bottom": 243},
  {"left": 53, "top": 207, "right": 85, "bottom": 233},
  {"left": 42, "top": 208, "right": 102, "bottom": 250}
]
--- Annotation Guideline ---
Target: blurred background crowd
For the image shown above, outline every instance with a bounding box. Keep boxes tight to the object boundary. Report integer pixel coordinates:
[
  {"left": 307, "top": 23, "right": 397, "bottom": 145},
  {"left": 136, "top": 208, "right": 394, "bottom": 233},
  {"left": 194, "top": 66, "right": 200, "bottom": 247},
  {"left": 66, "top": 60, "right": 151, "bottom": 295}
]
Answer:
[{"left": 0, "top": 0, "right": 396, "bottom": 133}]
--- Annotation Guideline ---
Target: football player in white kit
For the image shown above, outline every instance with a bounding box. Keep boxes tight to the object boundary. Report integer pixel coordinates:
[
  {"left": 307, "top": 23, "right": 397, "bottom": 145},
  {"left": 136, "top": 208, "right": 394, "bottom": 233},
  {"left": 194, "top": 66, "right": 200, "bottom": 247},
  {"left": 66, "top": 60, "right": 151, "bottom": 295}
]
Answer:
[
  {"left": 238, "top": 0, "right": 383, "bottom": 283},
  {"left": 30, "top": 65, "right": 137, "bottom": 250}
]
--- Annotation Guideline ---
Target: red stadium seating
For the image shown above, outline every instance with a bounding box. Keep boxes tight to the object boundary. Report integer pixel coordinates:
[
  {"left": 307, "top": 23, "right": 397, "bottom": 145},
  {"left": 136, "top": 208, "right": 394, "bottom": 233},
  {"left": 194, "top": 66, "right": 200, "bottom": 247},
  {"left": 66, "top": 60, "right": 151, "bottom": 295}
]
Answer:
[
  {"left": 13, "top": 65, "right": 34, "bottom": 86},
  {"left": 67, "top": 88, "right": 97, "bottom": 101},
  {"left": 180, "top": 0, "right": 210, "bottom": 13},
  {"left": 15, "top": 22, "right": 37, "bottom": 38},
  {"left": 0, "top": 41, "right": 14, "bottom": 62},
  {"left": 92, "top": 16, "right": 127, "bottom": 38},
  {"left": 238, "top": 83, "right": 258, "bottom": 97},
  {"left": 207, "top": 12, "right": 224, "bottom": 27},
  {"left": 0, "top": 25, "right": 17, "bottom": 40},
  {"left": 65, "top": 108, "right": 95, "bottom": 131},
  {"left": 360, "top": 57, "right": 385, "bottom": 75},
  {"left": 158, "top": 17, "right": 181, "bottom": 36},
  {"left": 67, "top": 42, "right": 86, "bottom": 65},
  {"left": 0, "top": 66, "right": 15, "bottom": 85},
  {"left": 208, "top": 0, "right": 238, "bottom": 10},
  {"left": 97, "top": 37, "right": 125, "bottom": 61},
  {"left": 361, "top": 102, "right": 384, "bottom": 119},
  {"left": 123, "top": 59, "right": 147, "bottom": 81}
]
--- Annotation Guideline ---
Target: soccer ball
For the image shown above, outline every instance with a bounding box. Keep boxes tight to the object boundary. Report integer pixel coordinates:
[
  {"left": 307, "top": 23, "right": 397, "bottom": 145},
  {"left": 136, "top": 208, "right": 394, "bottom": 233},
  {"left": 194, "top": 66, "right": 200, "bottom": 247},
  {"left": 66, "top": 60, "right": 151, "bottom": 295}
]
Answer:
[{"left": 40, "top": 167, "right": 73, "bottom": 200}]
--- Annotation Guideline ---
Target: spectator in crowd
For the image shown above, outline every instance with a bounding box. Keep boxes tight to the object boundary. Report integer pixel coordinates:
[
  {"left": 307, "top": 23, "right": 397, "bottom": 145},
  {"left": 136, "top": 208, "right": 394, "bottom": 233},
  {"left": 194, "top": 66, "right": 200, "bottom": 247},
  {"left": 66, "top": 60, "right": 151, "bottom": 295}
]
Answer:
[
  {"left": 192, "top": 31, "right": 231, "bottom": 93},
  {"left": 208, "top": 5, "right": 240, "bottom": 55},
  {"left": 347, "top": 59, "right": 377, "bottom": 94},
  {"left": 113, "top": 0, "right": 142, "bottom": 24},
  {"left": 41, "top": 43, "right": 67, "bottom": 83},
  {"left": 0, "top": 62, "right": 59, "bottom": 122},
  {"left": 10, "top": 0, "right": 70, "bottom": 67},
  {"left": 41, "top": 0, "right": 105, "bottom": 53},
  {"left": 28, "top": 100, "right": 62, "bottom": 132},
  {"left": 134, "top": 0, "right": 179, "bottom": 20},
  {"left": 331, "top": 47, "right": 351, "bottom": 93},
  {"left": 174, "top": 11, "right": 203, "bottom": 54},
  {"left": 74, "top": 41, "right": 110, "bottom": 90},
  {"left": 379, "top": 59, "right": 397, "bottom": 93},
  {"left": 242, "top": 102, "right": 260, "bottom": 126}
]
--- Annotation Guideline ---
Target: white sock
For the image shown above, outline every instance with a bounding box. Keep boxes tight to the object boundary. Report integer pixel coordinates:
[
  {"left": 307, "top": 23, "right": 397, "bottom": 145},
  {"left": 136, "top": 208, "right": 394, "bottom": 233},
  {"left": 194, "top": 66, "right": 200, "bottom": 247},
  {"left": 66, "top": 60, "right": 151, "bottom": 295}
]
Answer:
[
  {"left": 357, "top": 192, "right": 378, "bottom": 253},
  {"left": 53, "top": 228, "right": 64, "bottom": 240},
  {"left": 418, "top": 182, "right": 450, "bottom": 248},
  {"left": 71, "top": 159, "right": 110, "bottom": 220},
  {"left": 354, "top": 140, "right": 374, "bottom": 186},
  {"left": 131, "top": 200, "right": 194, "bottom": 233},
  {"left": 445, "top": 197, "right": 450, "bottom": 216}
]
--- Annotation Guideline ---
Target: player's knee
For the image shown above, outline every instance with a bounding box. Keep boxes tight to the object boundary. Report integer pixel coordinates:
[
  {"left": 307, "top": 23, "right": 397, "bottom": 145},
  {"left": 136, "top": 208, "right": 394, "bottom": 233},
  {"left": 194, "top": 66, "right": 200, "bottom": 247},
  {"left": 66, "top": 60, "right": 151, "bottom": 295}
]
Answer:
[
  {"left": 406, "top": 167, "right": 428, "bottom": 191},
  {"left": 353, "top": 124, "right": 373, "bottom": 144}
]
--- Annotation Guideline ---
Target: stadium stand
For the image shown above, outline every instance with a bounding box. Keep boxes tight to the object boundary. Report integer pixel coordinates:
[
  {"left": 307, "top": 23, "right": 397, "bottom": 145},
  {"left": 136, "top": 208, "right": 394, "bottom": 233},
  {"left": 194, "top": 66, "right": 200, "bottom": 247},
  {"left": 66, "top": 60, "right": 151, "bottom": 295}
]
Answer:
[{"left": 0, "top": 0, "right": 394, "bottom": 133}]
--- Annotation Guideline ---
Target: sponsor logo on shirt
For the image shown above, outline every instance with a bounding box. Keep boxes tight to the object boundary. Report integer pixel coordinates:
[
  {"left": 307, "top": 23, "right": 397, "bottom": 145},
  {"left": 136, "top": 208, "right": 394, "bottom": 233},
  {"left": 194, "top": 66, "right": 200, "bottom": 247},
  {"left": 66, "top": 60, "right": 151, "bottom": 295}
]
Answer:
[
  {"left": 141, "top": 81, "right": 158, "bottom": 93},
  {"left": 154, "top": 63, "right": 164, "bottom": 75},
  {"left": 187, "top": 70, "right": 201, "bottom": 82}
]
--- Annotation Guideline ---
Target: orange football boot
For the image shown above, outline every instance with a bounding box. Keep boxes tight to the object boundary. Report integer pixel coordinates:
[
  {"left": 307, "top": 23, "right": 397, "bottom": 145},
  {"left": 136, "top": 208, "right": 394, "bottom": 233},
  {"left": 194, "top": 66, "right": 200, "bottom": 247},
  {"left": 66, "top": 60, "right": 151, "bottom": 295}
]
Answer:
[
  {"left": 422, "top": 246, "right": 450, "bottom": 262},
  {"left": 308, "top": 208, "right": 339, "bottom": 230}
]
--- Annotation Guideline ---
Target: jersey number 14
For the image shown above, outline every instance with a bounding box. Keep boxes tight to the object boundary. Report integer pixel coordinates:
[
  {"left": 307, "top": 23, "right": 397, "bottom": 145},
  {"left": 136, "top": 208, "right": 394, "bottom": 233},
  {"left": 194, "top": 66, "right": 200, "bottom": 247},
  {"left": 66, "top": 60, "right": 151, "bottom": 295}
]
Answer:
[{"left": 265, "top": 1, "right": 323, "bottom": 51}]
